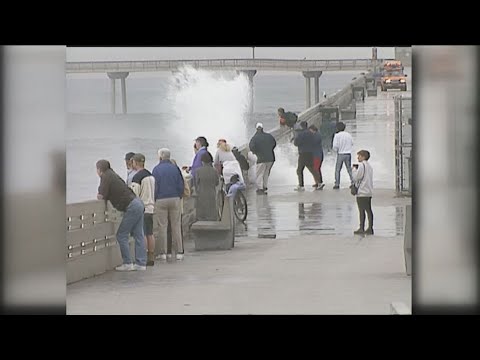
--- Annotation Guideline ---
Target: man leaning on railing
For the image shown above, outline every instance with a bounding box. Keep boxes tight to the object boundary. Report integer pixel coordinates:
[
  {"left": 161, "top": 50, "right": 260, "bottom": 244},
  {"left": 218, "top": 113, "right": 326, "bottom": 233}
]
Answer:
[{"left": 96, "top": 159, "right": 147, "bottom": 271}]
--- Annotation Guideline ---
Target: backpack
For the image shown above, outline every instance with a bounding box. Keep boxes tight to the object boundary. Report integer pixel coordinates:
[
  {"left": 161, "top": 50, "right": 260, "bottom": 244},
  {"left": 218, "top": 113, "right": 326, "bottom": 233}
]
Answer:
[
  {"left": 285, "top": 112, "right": 298, "bottom": 127},
  {"left": 232, "top": 149, "right": 250, "bottom": 171}
]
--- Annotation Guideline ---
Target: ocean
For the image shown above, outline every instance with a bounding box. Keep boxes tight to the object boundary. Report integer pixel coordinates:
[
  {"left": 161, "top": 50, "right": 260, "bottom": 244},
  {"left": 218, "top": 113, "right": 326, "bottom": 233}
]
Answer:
[{"left": 67, "top": 68, "right": 365, "bottom": 203}]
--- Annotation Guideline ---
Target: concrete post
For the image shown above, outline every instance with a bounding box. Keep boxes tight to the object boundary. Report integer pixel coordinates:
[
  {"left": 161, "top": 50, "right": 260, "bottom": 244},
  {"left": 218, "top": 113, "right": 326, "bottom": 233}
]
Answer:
[
  {"left": 314, "top": 75, "right": 320, "bottom": 104},
  {"left": 107, "top": 72, "right": 129, "bottom": 114},
  {"left": 303, "top": 71, "right": 322, "bottom": 108},
  {"left": 305, "top": 77, "right": 311, "bottom": 108},
  {"left": 121, "top": 77, "right": 127, "bottom": 114},
  {"left": 110, "top": 78, "right": 116, "bottom": 114}
]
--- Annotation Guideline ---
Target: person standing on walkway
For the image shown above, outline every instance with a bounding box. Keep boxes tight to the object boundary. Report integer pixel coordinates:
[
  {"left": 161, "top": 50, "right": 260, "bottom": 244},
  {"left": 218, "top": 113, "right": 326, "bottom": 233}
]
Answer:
[
  {"left": 214, "top": 139, "right": 244, "bottom": 185},
  {"left": 352, "top": 150, "right": 374, "bottom": 235},
  {"left": 166, "top": 158, "right": 191, "bottom": 260},
  {"left": 130, "top": 153, "right": 156, "bottom": 267},
  {"left": 249, "top": 122, "right": 276, "bottom": 195},
  {"left": 186, "top": 136, "right": 213, "bottom": 181},
  {"left": 309, "top": 124, "right": 325, "bottom": 190},
  {"left": 152, "top": 148, "right": 185, "bottom": 261},
  {"left": 232, "top": 146, "right": 250, "bottom": 185},
  {"left": 293, "top": 121, "right": 321, "bottom": 191},
  {"left": 332, "top": 122, "right": 354, "bottom": 189},
  {"left": 96, "top": 159, "right": 147, "bottom": 271},
  {"left": 125, "top": 152, "right": 138, "bottom": 187},
  {"left": 195, "top": 152, "right": 220, "bottom": 221}
]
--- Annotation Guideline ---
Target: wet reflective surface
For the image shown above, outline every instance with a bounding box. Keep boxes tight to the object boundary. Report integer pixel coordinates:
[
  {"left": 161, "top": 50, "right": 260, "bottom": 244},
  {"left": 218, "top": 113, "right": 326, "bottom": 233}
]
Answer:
[
  {"left": 237, "top": 89, "right": 412, "bottom": 240},
  {"left": 235, "top": 187, "right": 409, "bottom": 240}
]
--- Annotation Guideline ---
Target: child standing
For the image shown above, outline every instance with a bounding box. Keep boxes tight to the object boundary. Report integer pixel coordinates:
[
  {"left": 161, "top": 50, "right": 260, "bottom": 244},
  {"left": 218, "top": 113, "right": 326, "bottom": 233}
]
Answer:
[{"left": 352, "top": 150, "right": 374, "bottom": 235}]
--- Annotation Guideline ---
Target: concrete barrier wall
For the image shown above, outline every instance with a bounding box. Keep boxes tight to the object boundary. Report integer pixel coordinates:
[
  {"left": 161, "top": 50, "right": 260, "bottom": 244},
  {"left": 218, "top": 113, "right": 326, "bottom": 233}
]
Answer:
[
  {"left": 67, "top": 197, "right": 196, "bottom": 284},
  {"left": 67, "top": 200, "right": 122, "bottom": 284}
]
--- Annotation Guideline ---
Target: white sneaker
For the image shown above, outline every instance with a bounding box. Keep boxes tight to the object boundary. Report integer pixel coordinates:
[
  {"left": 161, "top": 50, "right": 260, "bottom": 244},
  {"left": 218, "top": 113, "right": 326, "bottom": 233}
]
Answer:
[
  {"left": 115, "top": 263, "right": 135, "bottom": 271},
  {"left": 317, "top": 183, "right": 325, "bottom": 190},
  {"left": 294, "top": 186, "right": 305, "bottom": 192},
  {"left": 156, "top": 254, "right": 167, "bottom": 260},
  {"left": 167, "top": 254, "right": 172, "bottom": 260},
  {"left": 176, "top": 253, "right": 184, "bottom": 260},
  {"left": 133, "top": 264, "right": 146, "bottom": 271}
]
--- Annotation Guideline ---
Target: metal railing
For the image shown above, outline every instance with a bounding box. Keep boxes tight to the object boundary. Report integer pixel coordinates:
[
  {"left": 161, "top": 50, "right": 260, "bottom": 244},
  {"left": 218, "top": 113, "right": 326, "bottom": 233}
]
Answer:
[
  {"left": 66, "top": 58, "right": 393, "bottom": 73},
  {"left": 394, "top": 95, "right": 412, "bottom": 196},
  {"left": 66, "top": 200, "right": 121, "bottom": 260}
]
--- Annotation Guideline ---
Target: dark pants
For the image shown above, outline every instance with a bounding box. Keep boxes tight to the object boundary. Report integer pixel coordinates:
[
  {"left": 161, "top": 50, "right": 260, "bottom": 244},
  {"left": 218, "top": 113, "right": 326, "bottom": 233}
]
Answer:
[
  {"left": 313, "top": 155, "right": 324, "bottom": 184},
  {"left": 297, "top": 152, "right": 320, "bottom": 187},
  {"left": 356, "top": 196, "right": 374, "bottom": 230}
]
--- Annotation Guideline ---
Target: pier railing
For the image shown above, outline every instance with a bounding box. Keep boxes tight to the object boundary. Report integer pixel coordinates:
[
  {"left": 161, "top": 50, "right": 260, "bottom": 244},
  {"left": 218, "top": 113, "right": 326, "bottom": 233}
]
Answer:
[{"left": 66, "top": 59, "right": 391, "bottom": 74}]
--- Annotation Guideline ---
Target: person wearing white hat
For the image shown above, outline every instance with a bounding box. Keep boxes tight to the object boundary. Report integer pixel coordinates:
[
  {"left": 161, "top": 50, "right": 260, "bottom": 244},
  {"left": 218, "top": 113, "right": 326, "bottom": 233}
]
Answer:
[{"left": 248, "top": 123, "right": 276, "bottom": 194}]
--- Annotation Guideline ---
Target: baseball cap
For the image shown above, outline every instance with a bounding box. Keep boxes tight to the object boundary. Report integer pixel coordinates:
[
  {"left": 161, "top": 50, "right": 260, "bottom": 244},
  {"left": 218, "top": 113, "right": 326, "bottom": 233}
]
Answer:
[
  {"left": 256, "top": 122, "right": 263, "bottom": 129},
  {"left": 132, "top": 153, "right": 145, "bottom": 163}
]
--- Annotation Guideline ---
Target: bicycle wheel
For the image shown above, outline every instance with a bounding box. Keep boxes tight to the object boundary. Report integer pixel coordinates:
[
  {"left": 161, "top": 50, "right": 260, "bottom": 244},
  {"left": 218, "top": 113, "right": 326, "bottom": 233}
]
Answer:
[{"left": 234, "top": 190, "right": 248, "bottom": 222}]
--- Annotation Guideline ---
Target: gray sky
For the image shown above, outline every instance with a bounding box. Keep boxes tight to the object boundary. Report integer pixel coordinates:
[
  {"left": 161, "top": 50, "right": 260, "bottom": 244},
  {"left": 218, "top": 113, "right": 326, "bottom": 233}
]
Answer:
[{"left": 66, "top": 47, "right": 396, "bottom": 61}]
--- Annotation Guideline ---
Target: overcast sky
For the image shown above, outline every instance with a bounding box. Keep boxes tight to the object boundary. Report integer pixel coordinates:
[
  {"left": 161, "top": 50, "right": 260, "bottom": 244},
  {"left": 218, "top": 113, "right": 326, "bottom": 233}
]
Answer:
[{"left": 66, "top": 47, "right": 396, "bottom": 61}]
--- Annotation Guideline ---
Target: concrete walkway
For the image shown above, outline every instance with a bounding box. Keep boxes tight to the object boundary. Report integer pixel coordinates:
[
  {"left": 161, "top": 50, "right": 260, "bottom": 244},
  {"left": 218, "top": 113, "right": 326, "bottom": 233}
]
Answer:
[{"left": 67, "top": 187, "right": 411, "bottom": 314}]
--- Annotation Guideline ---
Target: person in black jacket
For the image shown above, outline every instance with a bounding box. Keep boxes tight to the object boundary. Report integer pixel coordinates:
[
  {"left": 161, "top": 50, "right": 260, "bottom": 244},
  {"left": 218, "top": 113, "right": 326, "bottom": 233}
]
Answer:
[
  {"left": 309, "top": 125, "right": 325, "bottom": 190},
  {"left": 232, "top": 146, "right": 250, "bottom": 184},
  {"left": 278, "top": 107, "right": 298, "bottom": 128},
  {"left": 248, "top": 122, "right": 276, "bottom": 194},
  {"left": 293, "top": 121, "right": 321, "bottom": 191}
]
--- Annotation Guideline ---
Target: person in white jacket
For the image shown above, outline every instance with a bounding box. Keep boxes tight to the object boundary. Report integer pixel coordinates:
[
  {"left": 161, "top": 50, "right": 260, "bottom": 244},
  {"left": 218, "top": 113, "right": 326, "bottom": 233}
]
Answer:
[
  {"left": 214, "top": 139, "right": 244, "bottom": 185},
  {"left": 352, "top": 150, "right": 374, "bottom": 235},
  {"left": 332, "top": 122, "right": 354, "bottom": 189}
]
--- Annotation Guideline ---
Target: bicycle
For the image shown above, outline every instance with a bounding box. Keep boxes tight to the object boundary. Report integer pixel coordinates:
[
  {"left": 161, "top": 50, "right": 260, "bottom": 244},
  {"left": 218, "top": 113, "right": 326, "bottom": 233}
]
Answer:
[{"left": 216, "top": 175, "right": 248, "bottom": 223}]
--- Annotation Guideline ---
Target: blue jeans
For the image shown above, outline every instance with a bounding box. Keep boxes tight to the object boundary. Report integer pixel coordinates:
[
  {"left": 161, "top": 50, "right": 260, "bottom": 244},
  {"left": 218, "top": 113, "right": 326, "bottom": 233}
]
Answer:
[
  {"left": 335, "top": 153, "right": 354, "bottom": 186},
  {"left": 116, "top": 197, "right": 147, "bottom": 266}
]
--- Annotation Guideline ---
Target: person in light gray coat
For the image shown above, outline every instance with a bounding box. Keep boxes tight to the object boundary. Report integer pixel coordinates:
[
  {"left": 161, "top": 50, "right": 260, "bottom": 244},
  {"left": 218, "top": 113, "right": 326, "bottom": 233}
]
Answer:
[{"left": 352, "top": 150, "right": 374, "bottom": 235}]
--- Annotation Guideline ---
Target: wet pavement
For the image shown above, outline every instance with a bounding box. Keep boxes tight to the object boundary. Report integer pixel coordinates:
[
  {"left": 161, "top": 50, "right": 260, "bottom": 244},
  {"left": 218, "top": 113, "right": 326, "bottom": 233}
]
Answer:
[
  {"left": 236, "top": 187, "right": 409, "bottom": 240},
  {"left": 67, "top": 88, "right": 412, "bottom": 314}
]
